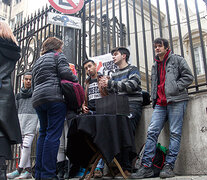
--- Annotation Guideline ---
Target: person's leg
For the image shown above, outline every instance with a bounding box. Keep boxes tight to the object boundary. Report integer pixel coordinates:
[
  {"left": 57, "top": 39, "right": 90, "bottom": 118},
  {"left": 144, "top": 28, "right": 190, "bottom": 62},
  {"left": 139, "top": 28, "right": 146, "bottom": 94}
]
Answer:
[
  {"left": 57, "top": 120, "right": 67, "bottom": 179},
  {"left": 19, "top": 134, "right": 35, "bottom": 169},
  {"left": 0, "top": 156, "right": 7, "bottom": 180},
  {"left": 160, "top": 101, "right": 188, "bottom": 178},
  {"left": 92, "top": 159, "right": 104, "bottom": 178},
  {"left": 96, "top": 159, "right": 104, "bottom": 170},
  {"left": 35, "top": 105, "right": 48, "bottom": 179},
  {"left": 57, "top": 130, "right": 65, "bottom": 163},
  {"left": 119, "top": 101, "right": 142, "bottom": 173},
  {"left": 41, "top": 102, "right": 67, "bottom": 179},
  {"left": 142, "top": 105, "right": 167, "bottom": 167},
  {"left": 128, "top": 101, "right": 142, "bottom": 136},
  {"left": 57, "top": 120, "right": 67, "bottom": 163},
  {"left": 165, "top": 101, "right": 187, "bottom": 167},
  {"left": 131, "top": 105, "right": 167, "bottom": 179}
]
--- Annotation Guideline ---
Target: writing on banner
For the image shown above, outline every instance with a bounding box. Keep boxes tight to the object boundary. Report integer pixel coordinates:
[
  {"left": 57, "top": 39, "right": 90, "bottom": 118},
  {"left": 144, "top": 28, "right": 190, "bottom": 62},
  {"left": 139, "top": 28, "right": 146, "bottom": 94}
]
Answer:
[{"left": 90, "top": 53, "right": 118, "bottom": 77}]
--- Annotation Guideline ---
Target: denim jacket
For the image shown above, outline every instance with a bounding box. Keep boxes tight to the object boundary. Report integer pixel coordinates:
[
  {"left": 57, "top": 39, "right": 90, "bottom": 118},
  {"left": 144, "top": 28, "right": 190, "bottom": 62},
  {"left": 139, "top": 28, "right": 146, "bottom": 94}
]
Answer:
[{"left": 151, "top": 52, "right": 194, "bottom": 108}]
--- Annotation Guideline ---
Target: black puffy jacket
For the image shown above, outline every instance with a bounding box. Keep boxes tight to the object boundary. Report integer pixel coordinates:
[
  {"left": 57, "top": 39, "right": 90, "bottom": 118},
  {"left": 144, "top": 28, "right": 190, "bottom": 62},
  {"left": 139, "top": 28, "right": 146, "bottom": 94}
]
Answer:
[{"left": 32, "top": 51, "right": 78, "bottom": 107}]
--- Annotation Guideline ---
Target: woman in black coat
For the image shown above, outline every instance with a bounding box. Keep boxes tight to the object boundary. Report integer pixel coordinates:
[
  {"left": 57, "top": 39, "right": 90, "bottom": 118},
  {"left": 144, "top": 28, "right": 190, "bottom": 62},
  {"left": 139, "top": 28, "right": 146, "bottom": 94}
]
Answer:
[
  {"left": 32, "top": 37, "right": 78, "bottom": 180},
  {"left": 0, "top": 21, "right": 22, "bottom": 180}
]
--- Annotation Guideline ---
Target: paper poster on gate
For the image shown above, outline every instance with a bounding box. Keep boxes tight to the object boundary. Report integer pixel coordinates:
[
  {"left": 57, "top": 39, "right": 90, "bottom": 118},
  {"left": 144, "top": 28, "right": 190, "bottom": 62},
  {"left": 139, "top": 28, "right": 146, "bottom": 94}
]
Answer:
[{"left": 89, "top": 53, "right": 118, "bottom": 77}]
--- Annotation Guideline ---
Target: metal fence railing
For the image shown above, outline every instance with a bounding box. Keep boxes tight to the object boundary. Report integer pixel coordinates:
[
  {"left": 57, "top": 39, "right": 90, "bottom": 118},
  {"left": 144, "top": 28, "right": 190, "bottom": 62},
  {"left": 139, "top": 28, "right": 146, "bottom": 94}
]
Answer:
[{"left": 8, "top": 0, "right": 207, "bottom": 172}]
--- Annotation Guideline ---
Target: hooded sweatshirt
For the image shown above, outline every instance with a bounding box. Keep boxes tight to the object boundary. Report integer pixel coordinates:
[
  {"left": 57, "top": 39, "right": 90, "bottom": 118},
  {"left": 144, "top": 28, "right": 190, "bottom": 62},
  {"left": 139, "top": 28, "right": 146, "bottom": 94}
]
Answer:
[{"left": 154, "top": 49, "right": 171, "bottom": 106}]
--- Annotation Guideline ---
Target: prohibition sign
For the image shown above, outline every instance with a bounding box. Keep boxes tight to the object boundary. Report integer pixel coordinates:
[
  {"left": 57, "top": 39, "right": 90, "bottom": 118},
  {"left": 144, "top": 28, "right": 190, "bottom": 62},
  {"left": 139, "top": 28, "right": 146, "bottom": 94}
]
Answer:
[{"left": 49, "top": 0, "right": 84, "bottom": 14}]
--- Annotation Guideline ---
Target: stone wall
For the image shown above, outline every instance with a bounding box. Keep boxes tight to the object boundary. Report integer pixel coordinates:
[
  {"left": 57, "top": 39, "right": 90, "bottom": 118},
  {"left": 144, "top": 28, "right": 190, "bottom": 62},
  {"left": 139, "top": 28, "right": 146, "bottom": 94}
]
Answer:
[{"left": 135, "top": 94, "right": 207, "bottom": 175}]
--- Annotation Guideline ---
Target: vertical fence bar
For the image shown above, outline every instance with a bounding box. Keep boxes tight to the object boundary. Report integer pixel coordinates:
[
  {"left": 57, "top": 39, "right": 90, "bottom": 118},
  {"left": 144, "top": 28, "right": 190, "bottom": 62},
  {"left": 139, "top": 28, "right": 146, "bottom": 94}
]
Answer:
[
  {"left": 195, "top": 0, "right": 207, "bottom": 82},
  {"left": 100, "top": 0, "right": 104, "bottom": 54},
  {"left": 184, "top": 0, "right": 198, "bottom": 91},
  {"left": 141, "top": 0, "right": 149, "bottom": 91},
  {"left": 174, "top": 0, "right": 184, "bottom": 57},
  {"left": 106, "top": 0, "right": 110, "bottom": 52},
  {"left": 82, "top": 3, "right": 86, "bottom": 62},
  {"left": 148, "top": 0, "right": 155, "bottom": 58},
  {"left": 43, "top": 7, "right": 47, "bottom": 40},
  {"left": 94, "top": 0, "right": 97, "bottom": 55},
  {"left": 78, "top": 13, "right": 82, "bottom": 84},
  {"left": 165, "top": 0, "right": 174, "bottom": 52},
  {"left": 112, "top": 0, "right": 116, "bottom": 48},
  {"left": 119, "top": 0, "right": 123, "bottom": 46},
  {"left": 156, "top": 0, "right": 162, "bottom": 37},
  {"left": 125, "top": 0, "right": 130, "bottom": 46},
  {"left": 133, "top": 0, "right": 139, "bottom": 70},
  {"left": 89, "top": 1, "right": 92, "bottom": 57}
]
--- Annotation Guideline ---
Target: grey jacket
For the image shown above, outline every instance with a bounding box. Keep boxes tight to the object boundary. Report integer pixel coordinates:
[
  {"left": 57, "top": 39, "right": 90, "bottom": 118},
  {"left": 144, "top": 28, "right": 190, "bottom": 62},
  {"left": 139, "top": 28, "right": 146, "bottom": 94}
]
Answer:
[
  {"left": 151, "top": 52, "right": 194, "bottom": 108},
  {"left": 16, "top": 90, "right": 38, "bottom": 135}
]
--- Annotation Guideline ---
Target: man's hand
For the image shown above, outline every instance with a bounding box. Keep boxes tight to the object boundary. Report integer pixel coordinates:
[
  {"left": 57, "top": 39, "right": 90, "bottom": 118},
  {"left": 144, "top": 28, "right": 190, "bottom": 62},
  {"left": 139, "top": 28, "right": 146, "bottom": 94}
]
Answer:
[
  {"left": 99, "top": 76, "right": 108, "bottom": 88},
  {"left": 82, "top": 104, "right": 89, "bottom": 114}
]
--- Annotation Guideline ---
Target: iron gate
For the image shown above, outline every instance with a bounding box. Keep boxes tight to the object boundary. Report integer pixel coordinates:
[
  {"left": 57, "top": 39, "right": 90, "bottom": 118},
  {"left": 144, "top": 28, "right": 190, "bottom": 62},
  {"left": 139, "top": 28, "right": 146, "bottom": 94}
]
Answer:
[{"left": 8, "top": 0, "right": 207, "bottom": 172}]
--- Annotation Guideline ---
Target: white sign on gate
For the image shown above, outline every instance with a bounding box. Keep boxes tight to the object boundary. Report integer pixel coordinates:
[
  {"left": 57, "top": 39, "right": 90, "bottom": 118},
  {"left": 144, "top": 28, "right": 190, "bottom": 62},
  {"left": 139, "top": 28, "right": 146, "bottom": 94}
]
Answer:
[{"left": 47, "top": 12, "right": 82, "bottom": 29}]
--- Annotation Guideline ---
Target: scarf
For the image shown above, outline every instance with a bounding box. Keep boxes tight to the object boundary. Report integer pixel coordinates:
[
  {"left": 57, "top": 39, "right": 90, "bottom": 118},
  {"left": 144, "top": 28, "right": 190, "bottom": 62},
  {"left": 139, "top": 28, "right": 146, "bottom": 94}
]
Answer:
[{"left": 16, "top": 87, "right": 32, "bottom": 100}]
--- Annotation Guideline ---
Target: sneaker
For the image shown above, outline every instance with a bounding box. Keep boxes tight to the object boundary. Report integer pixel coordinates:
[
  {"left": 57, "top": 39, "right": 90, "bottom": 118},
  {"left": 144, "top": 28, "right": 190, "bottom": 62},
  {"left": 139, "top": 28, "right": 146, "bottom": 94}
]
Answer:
[
  {"left": 93, "top": 168, "right": 103, "bottom": 178},
  {"left": 159, "top": 164, "right": 175, "bottom": 178},
  {"left": 75, "top": 168, "right": 90, "bottom": 178},
  {"left": 15, "top": 171, "right": 32, "bottom": 179},
  {"left": 7, "top": 170, "right": 20, "bottom": 179},
  {"left": 130, "top": 164, "right": 154, "bottom": 179}
]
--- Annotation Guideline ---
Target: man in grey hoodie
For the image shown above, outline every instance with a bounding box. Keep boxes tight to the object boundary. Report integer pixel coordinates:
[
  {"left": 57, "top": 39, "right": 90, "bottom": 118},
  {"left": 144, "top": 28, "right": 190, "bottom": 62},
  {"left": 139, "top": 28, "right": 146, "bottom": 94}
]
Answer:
[{"left": 7, "top": 72, "right": 38, "bottom": 179}]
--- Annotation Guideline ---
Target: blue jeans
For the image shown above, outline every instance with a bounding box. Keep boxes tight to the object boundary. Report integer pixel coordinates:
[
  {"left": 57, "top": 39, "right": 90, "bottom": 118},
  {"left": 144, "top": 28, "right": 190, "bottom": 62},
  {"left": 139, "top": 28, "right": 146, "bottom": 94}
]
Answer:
[
  {"left": 35, "top": 102, "right": 67, "bottom": 179},
  {"left": 142, "top": 101, "right": 187, "bottom": 168},
  {"left": 96, "top": 159, "right": 104, "bottom": 169}
]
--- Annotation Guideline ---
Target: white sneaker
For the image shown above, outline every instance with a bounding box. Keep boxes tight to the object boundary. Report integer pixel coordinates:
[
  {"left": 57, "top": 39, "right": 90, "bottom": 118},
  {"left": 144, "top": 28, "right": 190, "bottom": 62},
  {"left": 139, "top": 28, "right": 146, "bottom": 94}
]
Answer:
[
  {"left": 15, "top": 171, "right": 32, "bottom": 179},
  {"left": 7, "top": 170, "right": 20, "bottom": 179}
]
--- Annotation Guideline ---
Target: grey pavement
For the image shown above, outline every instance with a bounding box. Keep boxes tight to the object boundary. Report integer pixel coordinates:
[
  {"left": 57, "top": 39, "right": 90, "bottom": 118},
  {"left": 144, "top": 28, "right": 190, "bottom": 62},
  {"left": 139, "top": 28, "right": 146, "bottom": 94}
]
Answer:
[{"left": 21, "top": 175, "right": 207, "bottom": 180}]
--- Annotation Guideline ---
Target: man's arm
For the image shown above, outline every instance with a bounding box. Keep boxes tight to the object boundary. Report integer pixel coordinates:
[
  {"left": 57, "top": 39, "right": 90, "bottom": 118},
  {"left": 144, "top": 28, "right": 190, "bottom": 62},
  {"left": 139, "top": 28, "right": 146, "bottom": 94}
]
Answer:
[
  {"left": 106, "top": 66, "right": 142, "bottom": 93},
  {"left": 177, "top": 56, "right": 194, "bottom": 90}
]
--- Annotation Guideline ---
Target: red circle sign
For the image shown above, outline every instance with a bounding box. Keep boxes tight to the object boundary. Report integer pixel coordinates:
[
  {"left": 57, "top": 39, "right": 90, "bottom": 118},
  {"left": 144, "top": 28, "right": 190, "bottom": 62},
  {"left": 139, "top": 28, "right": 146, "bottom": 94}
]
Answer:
[{"left": 49, "top": 0, "right": 84, "bottom": 14}]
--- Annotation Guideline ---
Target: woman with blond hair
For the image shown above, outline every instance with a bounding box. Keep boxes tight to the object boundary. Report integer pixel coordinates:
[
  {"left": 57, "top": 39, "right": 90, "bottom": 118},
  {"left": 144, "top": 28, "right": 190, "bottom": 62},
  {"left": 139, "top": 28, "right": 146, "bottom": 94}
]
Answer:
[
  {"left": 0, "top": 21, "right": 22, "bottom": 180},
  {"left": 32, "top": 37, "right": 78, "bottom": 180}
]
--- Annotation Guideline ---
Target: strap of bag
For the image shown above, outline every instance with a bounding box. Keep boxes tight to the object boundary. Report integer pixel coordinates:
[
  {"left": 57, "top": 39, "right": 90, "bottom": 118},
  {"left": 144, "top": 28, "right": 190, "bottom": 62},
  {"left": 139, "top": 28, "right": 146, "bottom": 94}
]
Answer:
[{"left": 54, "top": 52, "right": 61, "bottom": 79}]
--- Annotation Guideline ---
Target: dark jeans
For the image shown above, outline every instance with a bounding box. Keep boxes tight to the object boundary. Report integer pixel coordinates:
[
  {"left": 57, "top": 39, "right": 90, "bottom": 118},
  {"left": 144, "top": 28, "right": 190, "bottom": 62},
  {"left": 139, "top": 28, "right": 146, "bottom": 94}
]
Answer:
[
  {"left": 35, "top": 102, "right": 67, "bottom": 179},
  {"left": 119, "top": 101, "right": 142, "bottom": 171},
  {"left": 128, "top": 101, "right": 143, "bottom": 136}
]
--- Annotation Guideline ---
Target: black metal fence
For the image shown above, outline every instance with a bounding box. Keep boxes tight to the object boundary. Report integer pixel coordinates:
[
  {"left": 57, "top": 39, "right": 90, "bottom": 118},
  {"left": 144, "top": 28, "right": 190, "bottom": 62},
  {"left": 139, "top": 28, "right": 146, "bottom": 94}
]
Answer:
[{"left": 8, "top": 0, "right": 207, "bottom": 172}]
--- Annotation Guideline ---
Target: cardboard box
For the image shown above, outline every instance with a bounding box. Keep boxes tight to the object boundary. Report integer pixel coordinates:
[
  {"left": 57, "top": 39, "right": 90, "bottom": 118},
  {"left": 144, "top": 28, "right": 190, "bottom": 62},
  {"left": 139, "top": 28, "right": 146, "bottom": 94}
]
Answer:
[{"left": 95, "top": 94, "right": 129, "bottom": 115}]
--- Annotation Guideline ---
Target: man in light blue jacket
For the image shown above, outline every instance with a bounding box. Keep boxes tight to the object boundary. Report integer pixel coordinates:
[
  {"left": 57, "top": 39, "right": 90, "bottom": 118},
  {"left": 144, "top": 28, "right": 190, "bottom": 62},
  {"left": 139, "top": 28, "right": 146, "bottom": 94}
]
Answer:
[{"left": 131, "top": 38, "right": 194, "bottom": 179}]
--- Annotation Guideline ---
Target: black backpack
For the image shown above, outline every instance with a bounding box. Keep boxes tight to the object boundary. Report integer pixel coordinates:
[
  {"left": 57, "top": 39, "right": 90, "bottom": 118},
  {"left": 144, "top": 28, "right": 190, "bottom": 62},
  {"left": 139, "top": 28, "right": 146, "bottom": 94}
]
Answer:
[{"left": 133, "top": 143, "right": 167, "bottom": 177}]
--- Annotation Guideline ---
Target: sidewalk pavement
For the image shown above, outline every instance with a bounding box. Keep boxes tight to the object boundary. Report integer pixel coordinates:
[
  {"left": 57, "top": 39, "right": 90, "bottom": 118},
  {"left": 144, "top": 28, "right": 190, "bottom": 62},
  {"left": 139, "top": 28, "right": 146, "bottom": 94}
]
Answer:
[{"left": 23, "top": 175, "right": 207, "bottom": 180}]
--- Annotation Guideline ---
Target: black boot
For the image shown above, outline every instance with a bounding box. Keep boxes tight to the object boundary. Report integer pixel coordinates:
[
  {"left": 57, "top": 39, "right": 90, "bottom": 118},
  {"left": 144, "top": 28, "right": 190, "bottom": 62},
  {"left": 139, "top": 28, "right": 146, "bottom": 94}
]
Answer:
[
  {"left": 0, "top": 156, "right": 7, "bottom": 180},
  {"left": 63, "top": 160, "right": 69, "bottom": 179},
  {"left": 0, "top": 168, "right": 7, "bottom": 180},
  {"left": 56, "top": 161, "right": 65, "bottom": 179}
]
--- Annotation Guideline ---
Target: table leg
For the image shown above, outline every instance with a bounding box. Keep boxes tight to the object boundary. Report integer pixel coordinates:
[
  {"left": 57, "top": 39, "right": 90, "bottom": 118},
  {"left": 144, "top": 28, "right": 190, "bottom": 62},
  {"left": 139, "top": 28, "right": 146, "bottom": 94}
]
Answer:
[
  {"left": 79, "top": 152, "right": 99, "bottom": 180},
  {"left": 82, "top": 154, "right": 102, "bottom": 180},
  {"left": 113, "top": 157, "right": 127, "bottom": 179}
]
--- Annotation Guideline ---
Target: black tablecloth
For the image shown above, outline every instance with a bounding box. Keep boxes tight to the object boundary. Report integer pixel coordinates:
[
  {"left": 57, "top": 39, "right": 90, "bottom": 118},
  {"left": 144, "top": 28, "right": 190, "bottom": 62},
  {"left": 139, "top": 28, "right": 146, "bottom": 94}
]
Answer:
[{"left": 66, "top": 114, "right": 136, "bottom": 168}]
